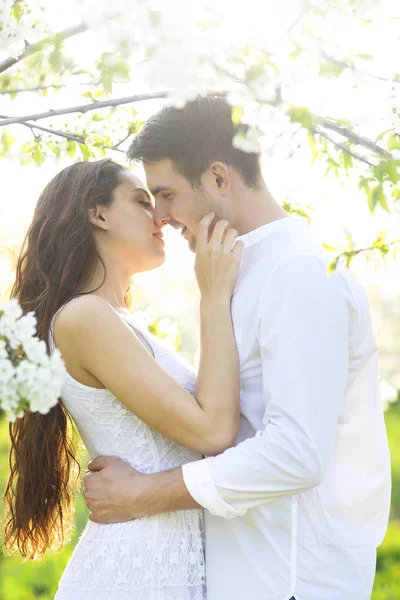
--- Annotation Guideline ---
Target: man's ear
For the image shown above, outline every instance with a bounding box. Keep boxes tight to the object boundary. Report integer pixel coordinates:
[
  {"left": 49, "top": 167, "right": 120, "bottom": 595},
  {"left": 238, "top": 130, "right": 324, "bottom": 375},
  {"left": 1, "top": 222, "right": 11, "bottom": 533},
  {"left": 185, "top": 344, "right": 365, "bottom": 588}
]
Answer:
[
  {"left": 88, "top": 205, "right": 108, "bottom": 230},
  {"left": 209, "top": 161, "right": 231, "bottom": 195}
]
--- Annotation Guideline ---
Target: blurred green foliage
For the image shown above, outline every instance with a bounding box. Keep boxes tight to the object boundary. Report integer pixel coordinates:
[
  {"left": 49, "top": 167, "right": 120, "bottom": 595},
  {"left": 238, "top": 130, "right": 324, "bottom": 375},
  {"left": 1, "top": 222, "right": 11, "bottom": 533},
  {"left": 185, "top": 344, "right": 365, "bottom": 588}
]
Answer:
[{"left": 0, "top": 401, "right": 399, "bottom": 598}]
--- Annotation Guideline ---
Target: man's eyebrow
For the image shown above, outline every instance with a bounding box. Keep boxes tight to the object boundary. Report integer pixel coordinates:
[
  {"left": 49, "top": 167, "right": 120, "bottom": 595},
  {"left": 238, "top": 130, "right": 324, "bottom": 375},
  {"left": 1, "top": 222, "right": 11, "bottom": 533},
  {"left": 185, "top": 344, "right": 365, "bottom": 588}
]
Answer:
[
  {"left": 133, "top": 187, "right": 151, "bottom": 200},
  {"left": 150, "top": 185, "right": 171, "bottom": 196}
]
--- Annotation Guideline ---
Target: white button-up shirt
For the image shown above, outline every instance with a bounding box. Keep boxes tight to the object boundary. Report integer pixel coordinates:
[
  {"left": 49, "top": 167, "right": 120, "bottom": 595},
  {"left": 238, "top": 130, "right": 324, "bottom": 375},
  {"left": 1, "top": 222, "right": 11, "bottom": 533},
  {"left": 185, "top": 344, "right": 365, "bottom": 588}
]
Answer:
[{"left": 182, "top": 217, "right": 391, "bottom": 600}]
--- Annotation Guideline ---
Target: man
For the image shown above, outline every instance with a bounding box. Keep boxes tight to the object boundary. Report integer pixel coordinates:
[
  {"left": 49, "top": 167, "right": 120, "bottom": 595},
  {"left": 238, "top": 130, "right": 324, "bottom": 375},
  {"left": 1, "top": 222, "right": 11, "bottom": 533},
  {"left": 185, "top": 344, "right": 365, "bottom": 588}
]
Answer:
[{"left": 83, "top": 97, "right": 391, "bottom": 600}]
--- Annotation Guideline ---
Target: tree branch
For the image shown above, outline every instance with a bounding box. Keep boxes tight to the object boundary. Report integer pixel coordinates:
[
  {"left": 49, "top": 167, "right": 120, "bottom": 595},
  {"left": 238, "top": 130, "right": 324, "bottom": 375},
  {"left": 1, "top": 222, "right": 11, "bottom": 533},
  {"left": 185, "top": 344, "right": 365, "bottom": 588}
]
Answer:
[
  {"left": 0, "top": 92, "right": 169, "bottom": 126},
  {"left": 14, "top": 121, "right": 127, "bottom": 154},
  {"left": 0, "top": 91, "right": 227, "bottom": 127},
  {"left": 317, "top": 117, "right": 393, "bottom": 159},
  {"left": 0, "top": 81, "right": 101, "bottom": 96},
  {"left": 343, "top": 240, "right": 400, "bottom": 259},
  {"left": 320, "top": 50, "right": 400, "bottom": 86},
  {"left": 112, "top": 133, "right": 132, "bottom": 150},
  {"left": 16, "top": 121, "right": 85, "bottom": 144},
  {"left": 0, "top": 23, "right": 88, "bottom": 74},
  {"left": 287, "top": 1, "right": 311, "bottom": 34},
  {"left": 314, "top": 127, "right": 377, "bottom": 168}
]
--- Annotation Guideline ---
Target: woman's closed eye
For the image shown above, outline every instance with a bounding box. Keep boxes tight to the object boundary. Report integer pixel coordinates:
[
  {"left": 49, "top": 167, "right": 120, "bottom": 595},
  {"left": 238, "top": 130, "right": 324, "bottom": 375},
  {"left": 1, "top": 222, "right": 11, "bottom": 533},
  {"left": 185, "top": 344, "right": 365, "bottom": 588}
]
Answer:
[{"left": 139, "top": 199, "right": 152, "bottom": 208}]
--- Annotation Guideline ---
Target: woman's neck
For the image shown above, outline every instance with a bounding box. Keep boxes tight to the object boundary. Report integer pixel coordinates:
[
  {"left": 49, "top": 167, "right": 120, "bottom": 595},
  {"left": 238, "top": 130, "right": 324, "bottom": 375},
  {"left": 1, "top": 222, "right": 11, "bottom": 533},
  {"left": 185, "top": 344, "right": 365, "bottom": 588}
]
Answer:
[{"left": 79, "top": 256, "right": 133, "bottom": 309}]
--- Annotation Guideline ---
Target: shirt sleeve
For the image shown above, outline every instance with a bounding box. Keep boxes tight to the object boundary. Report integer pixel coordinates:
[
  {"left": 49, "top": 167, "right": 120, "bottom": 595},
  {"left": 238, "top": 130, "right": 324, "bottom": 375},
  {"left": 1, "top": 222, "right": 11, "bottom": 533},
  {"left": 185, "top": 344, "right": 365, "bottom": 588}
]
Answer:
[{"left": 182, "top": 255, "right": 351, "bottom": 519}]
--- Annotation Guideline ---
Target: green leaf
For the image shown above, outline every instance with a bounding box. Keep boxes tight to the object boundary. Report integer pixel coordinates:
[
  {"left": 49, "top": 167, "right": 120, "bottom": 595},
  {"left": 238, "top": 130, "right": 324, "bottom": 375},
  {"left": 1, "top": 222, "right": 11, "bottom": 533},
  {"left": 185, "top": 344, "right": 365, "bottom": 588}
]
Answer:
[
  {"left": 66, "top": 140, "right": 76, "bottom": 158},
  {"left": 293, "top": 208, "right": 310, "bottom": 223},
  {"left": 368, "top": 184, "right": 384, "bottom": 212},
  {"left": 357, "top": 52, "right": 374, "bottom": 61},
  {"left": 1, "top": 130, "right": 16, "bottom": 153},
  {"left": 78, "top": 142, "right": 91, "bottom": 161},
  {"left": 287, "top": 106, "right": 317, "bottom": 130},
  {"left": 21, "top": 142, "right": 34, "bottom": 154},
  {"left": 47, "top": 142, "right": 61, "bottom": 158},
  {"left": 376, "top": 129, "right": 391, "bottom": 142},
  {"left": 325, "top": 157, "right": 340, "bottom": 178},
  {"left": 82, "top": 91, "right": 93, "bottom": 99},
  {"left": 102, "top": 75, "right": 113, "bottom": 94},
  {"left": 319, "top": 61, "right": 345, "bottom": 78},
  {"left": 308, "top": 133, "right": 318, "bottom": 162},
  {"left": 358, "top": 177, "right": 370, "bottom": 190},
  {"left": 339, "top": 150, "right": 353, "bottom": 170},
  {"left": 387, "top": 134, "right": 400, "bottom": 151},
  {"left": 323, "top": 243, "right": 338, "bottom": 252},
  {"left": 245, "top": 64, "right": 265, "bottom": 82},
  {"left": 32, "top": 145, "right": 45, "bottom": 166},
  {"left": 344, "top": 252, "right": 354, "bottom": 268},
  {"left": 11, "top": 1, "right": 24, "bottom": 22},
  {"left": 327, "top": 256, "right": 340, "bottom": 273},
  {"left": 374, "top": 160, "right": 400, "bottom": 184}
]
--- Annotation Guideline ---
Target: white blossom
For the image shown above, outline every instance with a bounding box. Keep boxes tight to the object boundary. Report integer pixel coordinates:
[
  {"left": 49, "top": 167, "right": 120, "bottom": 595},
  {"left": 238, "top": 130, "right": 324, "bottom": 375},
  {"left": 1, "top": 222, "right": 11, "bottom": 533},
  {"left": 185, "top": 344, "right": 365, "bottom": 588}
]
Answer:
[
  {"left": 0, "top": 0, "right": 48, "bottom": 62},
  {"left": 0, "top": 300, "right": 66, "bottom": 421},
  {"left": 233, "top": 128, "right": 261, "bottom": 154}
]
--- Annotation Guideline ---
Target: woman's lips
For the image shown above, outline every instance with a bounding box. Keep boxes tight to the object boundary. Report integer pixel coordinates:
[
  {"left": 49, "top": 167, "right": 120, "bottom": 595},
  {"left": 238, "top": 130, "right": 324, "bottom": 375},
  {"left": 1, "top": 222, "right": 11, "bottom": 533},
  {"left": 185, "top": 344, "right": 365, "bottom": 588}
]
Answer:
[{"left": 153, "top": 232, "right": 165, "bottom": 245}]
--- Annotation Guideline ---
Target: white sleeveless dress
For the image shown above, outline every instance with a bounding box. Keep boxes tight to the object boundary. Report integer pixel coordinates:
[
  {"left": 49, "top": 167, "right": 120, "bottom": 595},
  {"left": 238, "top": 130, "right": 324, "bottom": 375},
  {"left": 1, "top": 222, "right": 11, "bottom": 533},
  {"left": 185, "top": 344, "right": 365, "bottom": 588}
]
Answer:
[{"left": 50, "top": 302, "right": 206, "bottom": 600}]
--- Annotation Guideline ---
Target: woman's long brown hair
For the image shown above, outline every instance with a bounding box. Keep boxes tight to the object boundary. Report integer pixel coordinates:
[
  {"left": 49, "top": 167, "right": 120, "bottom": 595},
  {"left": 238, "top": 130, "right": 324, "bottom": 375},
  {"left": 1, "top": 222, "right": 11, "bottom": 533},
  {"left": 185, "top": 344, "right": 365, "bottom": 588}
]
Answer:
[{"left": 3, "top": 158, "right": 126, "bottom": 559}]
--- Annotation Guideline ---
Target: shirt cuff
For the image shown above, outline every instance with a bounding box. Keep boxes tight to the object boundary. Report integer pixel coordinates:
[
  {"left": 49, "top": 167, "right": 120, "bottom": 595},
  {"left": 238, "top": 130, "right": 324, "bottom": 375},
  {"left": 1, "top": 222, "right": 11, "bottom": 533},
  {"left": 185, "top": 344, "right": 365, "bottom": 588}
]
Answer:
[{"left": 181, "top": 458, "right": 244, "bottom": 520}]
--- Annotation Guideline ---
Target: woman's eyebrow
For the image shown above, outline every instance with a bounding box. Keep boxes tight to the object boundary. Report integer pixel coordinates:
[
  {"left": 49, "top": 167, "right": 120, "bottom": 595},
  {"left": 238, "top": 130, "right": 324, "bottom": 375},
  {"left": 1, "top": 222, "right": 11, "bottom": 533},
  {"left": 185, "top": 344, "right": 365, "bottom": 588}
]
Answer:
[{"left": 132, "top": 187, "right": 152, "bottom": 200}]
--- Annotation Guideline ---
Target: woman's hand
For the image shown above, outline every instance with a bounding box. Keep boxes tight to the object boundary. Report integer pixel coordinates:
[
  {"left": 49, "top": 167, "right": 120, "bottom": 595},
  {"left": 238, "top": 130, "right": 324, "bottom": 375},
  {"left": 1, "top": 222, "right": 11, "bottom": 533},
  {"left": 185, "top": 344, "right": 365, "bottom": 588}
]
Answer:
[{"left": 195, "top": 213, "right": 244, "bottom": 303}]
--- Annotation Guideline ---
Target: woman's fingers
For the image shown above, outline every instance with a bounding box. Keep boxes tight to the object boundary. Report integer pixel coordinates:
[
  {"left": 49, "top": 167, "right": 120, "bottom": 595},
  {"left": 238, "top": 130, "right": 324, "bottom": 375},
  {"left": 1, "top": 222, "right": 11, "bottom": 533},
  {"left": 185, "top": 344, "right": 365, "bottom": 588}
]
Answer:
[
  {"left": 196, "top": 212, "right": 215, "bottom": 251},
  {"left": 210, "top": 220, "right": 231, "bottom": 249},
  {"left": 222, "top": 228, "right": 239, "bottom": 251},
  {"left": 232, "top": 239, "right": 245, "bottom": 260}
]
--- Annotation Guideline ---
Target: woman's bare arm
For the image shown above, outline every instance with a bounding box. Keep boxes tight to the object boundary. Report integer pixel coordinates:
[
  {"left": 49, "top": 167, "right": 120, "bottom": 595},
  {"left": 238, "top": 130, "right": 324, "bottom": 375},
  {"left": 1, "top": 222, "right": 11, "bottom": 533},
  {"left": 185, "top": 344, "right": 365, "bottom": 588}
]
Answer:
[{"left": 54, "top": 216, "right": 243, "bottom": 456}]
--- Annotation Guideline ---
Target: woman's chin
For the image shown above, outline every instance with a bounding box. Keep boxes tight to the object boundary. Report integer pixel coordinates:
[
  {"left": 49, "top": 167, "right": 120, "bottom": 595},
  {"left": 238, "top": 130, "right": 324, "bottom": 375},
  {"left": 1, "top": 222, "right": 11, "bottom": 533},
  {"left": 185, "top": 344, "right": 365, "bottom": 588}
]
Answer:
[{"left": 149, "top": 249, "right": 166, "bottom": 270}]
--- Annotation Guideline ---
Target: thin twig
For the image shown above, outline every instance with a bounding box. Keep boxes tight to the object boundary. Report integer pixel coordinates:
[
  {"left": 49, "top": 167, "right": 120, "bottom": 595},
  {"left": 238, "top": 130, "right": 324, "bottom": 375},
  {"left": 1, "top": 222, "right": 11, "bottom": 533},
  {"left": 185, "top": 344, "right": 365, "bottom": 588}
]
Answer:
[
  {"left": 321, "top": 51, "right": 400, "bottom": 86},
  {"left": 287, "top": 1, "right": 311, "bottom": 34},
  {"left": 343, "top": 239, "right": 400, "bottom": 258},
  {"left": 12, "top": 120, "right": 128, "bottom": 154},
  {"left": 314, "top": 128, "right": 377, "bottom": 168},
  {"left": 0, "top": 92, "right": 169, "bottom": 126},
  {"left": 0, "top": 81, "right": 101, "bottom": 96},
  {"left": 318, "top": 118, "right": 393, "bottom": 159},
  {"left": 0, "top": 90, "right": 227, "bottom": 127},
  {"left": 112, "top": 133, "right": 132, "bottom": 150},
  {"left": 0, "top": 23, "right": 88, "bottom": 74},
  {"left": 19, "top": 121, "right": 85, "bottom": 144}
]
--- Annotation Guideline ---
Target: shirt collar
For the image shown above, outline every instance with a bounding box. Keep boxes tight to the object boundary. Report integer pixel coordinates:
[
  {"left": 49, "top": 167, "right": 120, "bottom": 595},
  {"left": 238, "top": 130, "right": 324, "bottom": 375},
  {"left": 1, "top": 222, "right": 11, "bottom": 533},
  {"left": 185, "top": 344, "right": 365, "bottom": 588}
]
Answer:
[{"left": 236, "top": 216, "right": 308, "bottom": 248}]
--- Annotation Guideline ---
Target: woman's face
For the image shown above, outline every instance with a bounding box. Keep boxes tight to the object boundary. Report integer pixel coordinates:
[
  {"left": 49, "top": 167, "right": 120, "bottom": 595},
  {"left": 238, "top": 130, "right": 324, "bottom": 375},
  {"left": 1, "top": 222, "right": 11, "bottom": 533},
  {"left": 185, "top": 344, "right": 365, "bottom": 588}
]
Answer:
[{"left": 97, "top": 170, "right": 166, "bottom": 273}]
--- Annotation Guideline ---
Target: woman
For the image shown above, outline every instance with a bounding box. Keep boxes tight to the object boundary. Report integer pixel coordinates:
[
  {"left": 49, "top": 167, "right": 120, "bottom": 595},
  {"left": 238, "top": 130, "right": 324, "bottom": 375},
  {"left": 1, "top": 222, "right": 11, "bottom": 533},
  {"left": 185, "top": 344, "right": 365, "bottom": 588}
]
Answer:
[{"left": 4, "top": 158, "right": 243, "bottom": 599}]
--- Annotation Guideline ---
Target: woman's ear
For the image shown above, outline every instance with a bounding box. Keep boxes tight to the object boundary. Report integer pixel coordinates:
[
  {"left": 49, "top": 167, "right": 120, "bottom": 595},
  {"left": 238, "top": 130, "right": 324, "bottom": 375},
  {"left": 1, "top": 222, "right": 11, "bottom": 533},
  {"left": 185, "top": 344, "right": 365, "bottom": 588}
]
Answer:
[{"left": 88, "top": 205, "right": 108, "bottom": 230}]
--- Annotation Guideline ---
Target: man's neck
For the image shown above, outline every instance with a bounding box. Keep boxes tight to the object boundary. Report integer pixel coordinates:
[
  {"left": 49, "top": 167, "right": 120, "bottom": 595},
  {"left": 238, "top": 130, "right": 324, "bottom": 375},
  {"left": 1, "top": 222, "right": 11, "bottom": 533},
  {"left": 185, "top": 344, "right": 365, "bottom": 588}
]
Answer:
[{"left": 231, "top": 187, "right": 289, "bottom": 236}]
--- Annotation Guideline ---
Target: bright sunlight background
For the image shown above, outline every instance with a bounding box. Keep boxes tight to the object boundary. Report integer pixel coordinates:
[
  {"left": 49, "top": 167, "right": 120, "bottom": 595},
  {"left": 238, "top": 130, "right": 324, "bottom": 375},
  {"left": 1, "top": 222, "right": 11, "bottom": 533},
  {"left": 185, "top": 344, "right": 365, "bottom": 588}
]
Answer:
[{"left": 1, "top": 1, "right": 400, "bottom": 599}]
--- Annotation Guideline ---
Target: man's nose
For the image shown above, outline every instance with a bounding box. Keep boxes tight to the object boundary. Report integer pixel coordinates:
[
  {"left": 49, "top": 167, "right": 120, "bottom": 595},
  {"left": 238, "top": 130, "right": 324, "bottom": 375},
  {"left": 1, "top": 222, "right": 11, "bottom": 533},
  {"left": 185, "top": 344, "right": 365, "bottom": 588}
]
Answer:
[{"left": 154, "top": 202, "right": 171, "bottom": 228}]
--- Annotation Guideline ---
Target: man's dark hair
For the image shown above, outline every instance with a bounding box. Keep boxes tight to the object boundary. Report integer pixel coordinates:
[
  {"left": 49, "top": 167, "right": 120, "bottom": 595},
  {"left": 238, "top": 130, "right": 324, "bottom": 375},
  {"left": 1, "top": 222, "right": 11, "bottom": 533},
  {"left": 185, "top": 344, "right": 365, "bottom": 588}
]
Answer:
[{"left": 127, "top": 96, "right": 262, "bottom": 189}]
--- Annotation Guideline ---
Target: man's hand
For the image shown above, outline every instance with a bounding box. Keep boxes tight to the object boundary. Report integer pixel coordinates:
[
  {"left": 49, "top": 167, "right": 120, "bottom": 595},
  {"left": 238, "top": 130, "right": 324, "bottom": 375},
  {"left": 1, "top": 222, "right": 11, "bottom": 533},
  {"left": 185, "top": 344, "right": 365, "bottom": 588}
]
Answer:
[
  {"left": 83, "top": 456, "right": 201, "bottom": 524},
  {"left": 83, "top": 456, "right": 143, "bottom": 524}
]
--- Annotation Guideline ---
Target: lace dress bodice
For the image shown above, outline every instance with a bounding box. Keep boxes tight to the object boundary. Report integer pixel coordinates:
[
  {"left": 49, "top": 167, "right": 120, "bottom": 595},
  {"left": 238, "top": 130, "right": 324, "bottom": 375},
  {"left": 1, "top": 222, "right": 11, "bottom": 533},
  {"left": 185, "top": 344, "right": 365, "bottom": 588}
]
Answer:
[{"left": 51, "top": 303, "right": 206, "bottom": 600}]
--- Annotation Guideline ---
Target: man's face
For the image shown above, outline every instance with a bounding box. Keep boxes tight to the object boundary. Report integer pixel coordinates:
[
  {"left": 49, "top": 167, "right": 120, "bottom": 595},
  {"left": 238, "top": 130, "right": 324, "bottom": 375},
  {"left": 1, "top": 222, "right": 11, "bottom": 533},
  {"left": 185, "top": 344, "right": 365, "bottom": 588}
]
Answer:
[{"left": 144, "top": 159, "right": 220, "bottom": 252}]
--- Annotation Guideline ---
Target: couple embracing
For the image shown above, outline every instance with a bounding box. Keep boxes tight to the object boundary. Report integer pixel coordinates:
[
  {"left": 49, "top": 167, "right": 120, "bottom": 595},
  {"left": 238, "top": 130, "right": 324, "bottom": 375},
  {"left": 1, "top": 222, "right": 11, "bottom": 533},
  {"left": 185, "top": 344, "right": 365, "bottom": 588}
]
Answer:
[{"left": 5, "top": 97, "right": 391, "bottom": 600}]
